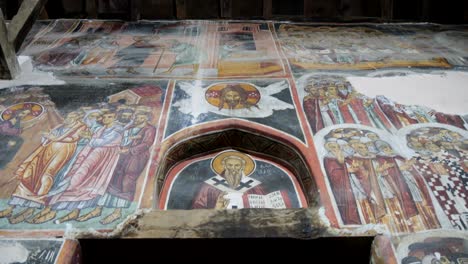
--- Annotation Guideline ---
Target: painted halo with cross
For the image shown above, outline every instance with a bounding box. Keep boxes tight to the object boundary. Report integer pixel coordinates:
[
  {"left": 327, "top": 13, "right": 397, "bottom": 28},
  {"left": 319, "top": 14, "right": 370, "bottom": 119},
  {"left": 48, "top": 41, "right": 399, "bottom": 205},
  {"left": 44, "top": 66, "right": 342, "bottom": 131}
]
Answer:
[{"left": 211, "top": 150, "right": 256, "bottom": 177}]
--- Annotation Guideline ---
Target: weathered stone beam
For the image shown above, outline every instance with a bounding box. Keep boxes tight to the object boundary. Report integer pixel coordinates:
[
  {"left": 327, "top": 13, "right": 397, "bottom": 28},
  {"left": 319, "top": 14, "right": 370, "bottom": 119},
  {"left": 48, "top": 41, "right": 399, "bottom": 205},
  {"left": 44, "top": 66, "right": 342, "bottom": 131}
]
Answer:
[
  {"left": 0, "top": 10, "right": 19, "bottom": 79},
  {"left": 124, "top": 208, "right": 329, "bottom": 239},
  {"left": 8, "top": 0, "right": 47, "bottom": 53}
]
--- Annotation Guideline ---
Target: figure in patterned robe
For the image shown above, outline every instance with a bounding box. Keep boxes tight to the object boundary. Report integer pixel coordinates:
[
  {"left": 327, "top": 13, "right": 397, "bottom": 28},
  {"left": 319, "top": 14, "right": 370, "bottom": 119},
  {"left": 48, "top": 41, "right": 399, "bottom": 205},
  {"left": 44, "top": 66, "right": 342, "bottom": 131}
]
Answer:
[{"left": 413, "top": 143, "right": 468, "bottom": 230}]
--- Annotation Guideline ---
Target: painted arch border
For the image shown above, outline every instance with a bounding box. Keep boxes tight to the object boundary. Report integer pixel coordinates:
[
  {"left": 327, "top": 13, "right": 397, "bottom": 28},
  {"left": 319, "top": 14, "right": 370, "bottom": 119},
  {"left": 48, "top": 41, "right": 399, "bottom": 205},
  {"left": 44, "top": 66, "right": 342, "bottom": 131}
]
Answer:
[{"left": 158, "top": 150, "right": 308, "bottom": 210}]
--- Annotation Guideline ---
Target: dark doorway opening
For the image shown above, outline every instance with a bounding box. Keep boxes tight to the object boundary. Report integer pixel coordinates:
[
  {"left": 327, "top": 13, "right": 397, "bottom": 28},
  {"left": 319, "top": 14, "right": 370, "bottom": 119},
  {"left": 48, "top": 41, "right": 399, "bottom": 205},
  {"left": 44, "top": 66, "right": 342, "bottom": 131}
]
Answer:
[{"left": 79, "top": 237, "right": 374, "bottom": 263}]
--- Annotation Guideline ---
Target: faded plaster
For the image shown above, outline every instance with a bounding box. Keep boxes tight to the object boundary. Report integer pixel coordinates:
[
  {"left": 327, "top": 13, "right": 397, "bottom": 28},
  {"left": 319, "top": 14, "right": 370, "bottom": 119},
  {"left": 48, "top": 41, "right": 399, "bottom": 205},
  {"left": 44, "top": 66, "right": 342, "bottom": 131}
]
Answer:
[
  {"left": 348, "top": 71, "right": 468, "bottom": 115},
  {"left": 0, "top": 56, "right": 64, "bottom": 89}
]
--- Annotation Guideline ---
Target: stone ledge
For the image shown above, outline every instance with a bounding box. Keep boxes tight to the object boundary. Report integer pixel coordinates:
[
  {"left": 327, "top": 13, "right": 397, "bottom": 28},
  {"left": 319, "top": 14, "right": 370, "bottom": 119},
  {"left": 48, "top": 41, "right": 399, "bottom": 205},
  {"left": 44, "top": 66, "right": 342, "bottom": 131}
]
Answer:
[{"left": 123, "top": 208, "right": 329, "bottom": 239}]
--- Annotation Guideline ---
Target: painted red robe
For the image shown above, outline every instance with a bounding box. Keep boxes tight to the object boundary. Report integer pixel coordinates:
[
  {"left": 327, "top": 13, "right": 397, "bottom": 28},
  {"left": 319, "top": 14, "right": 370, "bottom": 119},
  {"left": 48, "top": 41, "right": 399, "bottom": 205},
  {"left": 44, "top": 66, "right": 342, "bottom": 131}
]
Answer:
[
  {"left": 339, "top": 97, "right": 372, "bottom": 126},
  {"left": 345, "top": 156, "right": 386, "bottom": 221},
  {"left": 377, "top": 100, "right": 418, "bottom": 129},
  {"left": 324, "top": 156, "right": 360, "bottom": 225},
  {"left": 106, "top": 124, "right": 156, "bottom": 202},
  {"left": 50, "top": 124, "right": 123, "bottom": 207},
  {"left": 434, "top": 112, "right": 466, "bottom": 130},
  {"left": 373, "top": 155, "right": 418, "bottom": 219},
  {"left": 303, "top": 96, "right": 324, "bottom": 134}
]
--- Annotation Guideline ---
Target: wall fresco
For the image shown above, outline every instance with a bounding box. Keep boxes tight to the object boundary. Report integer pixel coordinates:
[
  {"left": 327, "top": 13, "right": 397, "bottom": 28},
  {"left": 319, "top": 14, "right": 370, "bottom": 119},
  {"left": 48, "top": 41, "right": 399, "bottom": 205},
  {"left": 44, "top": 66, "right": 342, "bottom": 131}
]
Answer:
[
  {"left": 165, "top": 79, "right": 305, "bottom": 142},
  {"left": 0, "top": 19, "right": 466, "bottom": 245},
  {"left": 371, "top": 230, "right": 468, "bottom": 264},
  {"left": 21, "top": 20, "right": 284, "bottom": 78},
  {"left": 0, "top": 238, "right": 80, "bottom": 264},
  {"left": 0, "top": 80, "right": 167, "bottom": 230},
  {"left": 304, "top": 74, "right": 468, "bottom": 233},
  {"left": 297, "top": 74, "right": 466, "bottom": 135},
  {"left": 315, "top": 123, "right": 468, "bottom": 232},
  {"left": 276, "top": 24, "right": 468, "bottom": 76},
  {"left": 162, "top": 150, "right": 306, "bottom": 209}
]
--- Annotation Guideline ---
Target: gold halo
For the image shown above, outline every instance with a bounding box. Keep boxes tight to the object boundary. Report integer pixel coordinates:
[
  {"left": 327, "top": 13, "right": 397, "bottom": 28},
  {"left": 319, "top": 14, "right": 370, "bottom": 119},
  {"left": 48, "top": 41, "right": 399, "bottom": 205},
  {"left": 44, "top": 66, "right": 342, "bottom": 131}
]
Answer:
[
  {"left": 1, "top": 102, "right": 44, "bottom": 122},
  {"left": 205, "top": 82, "right": 260, "bottom": 110},
  {"left": 211, "top": 150, "right": 256, "bottom": 177}
]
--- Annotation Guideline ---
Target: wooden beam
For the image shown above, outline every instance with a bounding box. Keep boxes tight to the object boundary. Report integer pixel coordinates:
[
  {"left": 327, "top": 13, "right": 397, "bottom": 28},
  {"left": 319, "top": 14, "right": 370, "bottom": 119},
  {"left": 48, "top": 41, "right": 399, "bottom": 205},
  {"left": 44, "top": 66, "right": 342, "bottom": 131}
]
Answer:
[
  {"left": 381, "top": 0, "right": 393, "bottom": 20},
  {"left": 140, "top": 0, "right": 175, "bottom": 19},
  {"left": 420, "top": 0, "right": 430, "bottom": 21},
  {"left": 39, "top": 6, "right": 48, "bottom": 19},
  {"left": 263, "top": 0, "right": 272, "bottom": 18},
  {"left": 176, "top": 0, "right": 187, "bottom": 19},
  {"left": 220, "top": 0, "right": 232, "bottom": 18},
  {"left": 7, "top": 0, "right": 47, "bottom": 53},
  {"left": 304, "top": 0, "right": 340, "bottom": 18},
  {"left": 86, "top": 0, "right": 98, "bottom": 19},
  {"left": 130, "top": 0, "right": 142, "bottom": 21},
  {"left": 0, "top": 10, "right": 20, "bottom": 79},
  {"left": 304, "top": 0, "right": 312, "bottom": 17}
]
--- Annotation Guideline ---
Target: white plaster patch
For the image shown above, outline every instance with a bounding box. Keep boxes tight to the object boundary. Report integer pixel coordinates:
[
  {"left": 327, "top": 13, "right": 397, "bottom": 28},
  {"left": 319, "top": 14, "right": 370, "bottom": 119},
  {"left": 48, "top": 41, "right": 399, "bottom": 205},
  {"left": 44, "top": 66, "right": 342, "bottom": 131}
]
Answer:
[
  {"left": 0, "top": 241, "right": 29, "bottom": 264},
  {"left": 348, "top": 71, "right": 468, "bottom": 115},
  {"left": 318, "top": 207, "right": 331, "bottom": 227},
  {"left": 0, "top": 56, "right": 65, "bottom": 89}
]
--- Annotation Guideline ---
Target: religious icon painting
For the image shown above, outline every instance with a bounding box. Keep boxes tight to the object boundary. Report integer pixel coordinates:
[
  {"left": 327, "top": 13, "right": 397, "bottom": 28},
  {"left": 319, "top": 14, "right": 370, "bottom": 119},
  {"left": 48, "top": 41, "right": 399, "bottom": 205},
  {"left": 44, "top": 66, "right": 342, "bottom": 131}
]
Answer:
[
  {"left": 315, "top": 122, "right": 468, "bottom": 234},
  {"left": 164, "top": 79, "right": 306, "bottom": 144},
  {"left": 314, "top": 124, "right": 442, "bottom": 234},
  {"left": 160, "top": 150, "right": 307, "bottom": 210},
  {"left": 21, "top": 20, "right": 284, "bottom": 78},
  {"left": 274, "top": 23, "right": 468, "bottom": 75},
  {"left": 391, "top": 230, "right": 468, "bottom": 264},
  {"left": 296, "top": 73, "right": 467, "bottom": 135},
  {"left": 0, "top": 79, "right": 168, "bottom": 231},
  {"left": 397, "top": 124, "right": 468, "bottom": 230}
]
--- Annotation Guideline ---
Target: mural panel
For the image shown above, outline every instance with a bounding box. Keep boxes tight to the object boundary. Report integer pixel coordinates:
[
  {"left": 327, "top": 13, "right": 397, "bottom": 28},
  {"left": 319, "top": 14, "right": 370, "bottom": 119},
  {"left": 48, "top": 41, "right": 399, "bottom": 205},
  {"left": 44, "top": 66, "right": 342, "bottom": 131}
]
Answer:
[
  {"left": 398, "top": 125, "right": 468, "bottom": 230},
  {"left": 162, "top": 150, "right": 306, "bottom": 209},
  {"left": 315, "top": 123, "right": 468, "bottom": 232},
  {"left": 297, "top": 74, "right": 466, "bottom": 135},
  {"left": 0, "top": 80, "right": 167, "bottom": 230},
  {"left": 372, "top": 230, "right": 468, "bottom": 264},
  {"left": 276, "top": 24, "right": 468, "bottom": 75},
  {"left": 0, "top": 239, "right": 69, "bottom": 264},
  {"left": 165, "top": 79, "right": 306, "bottom": 143},
  {"left": 21, "top": 20, "right": 284, "bottom": 78},
  {"left": 398, "top": 235, "right": 468, "bottom": 264}
]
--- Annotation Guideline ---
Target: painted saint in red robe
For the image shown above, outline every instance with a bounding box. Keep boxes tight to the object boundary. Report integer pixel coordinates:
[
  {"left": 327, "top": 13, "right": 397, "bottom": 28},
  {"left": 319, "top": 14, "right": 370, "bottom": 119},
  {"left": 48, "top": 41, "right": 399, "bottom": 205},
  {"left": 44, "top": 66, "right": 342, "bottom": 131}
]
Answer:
[{"left": 323, "top": 140, "right": 361, "bottom": 225}]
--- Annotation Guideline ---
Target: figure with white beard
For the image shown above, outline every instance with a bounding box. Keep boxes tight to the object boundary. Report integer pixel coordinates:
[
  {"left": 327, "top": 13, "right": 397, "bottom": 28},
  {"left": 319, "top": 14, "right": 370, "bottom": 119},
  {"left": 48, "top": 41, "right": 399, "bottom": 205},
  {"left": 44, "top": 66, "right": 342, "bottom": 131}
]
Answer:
[{"left": 191, "top": 151, "right": 291, "bottom": 209}]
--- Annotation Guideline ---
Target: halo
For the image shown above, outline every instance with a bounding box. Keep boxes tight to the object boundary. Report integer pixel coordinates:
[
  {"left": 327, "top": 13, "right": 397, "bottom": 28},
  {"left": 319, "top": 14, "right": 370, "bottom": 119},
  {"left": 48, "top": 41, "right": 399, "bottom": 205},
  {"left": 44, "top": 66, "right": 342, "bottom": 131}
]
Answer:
[
  {"left": 211, "top": 150, "right": 256, "bottom": 177},
  {"left": 205, "top": 82, "right": 260, "bottom": 110},
  {"left": 0, "top": 102, "right": 44, "bottom": 123}
]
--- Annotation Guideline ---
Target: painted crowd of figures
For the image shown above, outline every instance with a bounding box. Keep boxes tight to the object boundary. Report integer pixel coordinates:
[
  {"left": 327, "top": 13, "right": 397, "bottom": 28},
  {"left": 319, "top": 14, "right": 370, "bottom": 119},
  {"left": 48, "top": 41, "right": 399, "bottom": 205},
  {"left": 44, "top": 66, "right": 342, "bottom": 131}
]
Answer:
[
  {"left": 303, "top": 78, "right": 466, "bottom": 134},
  {"left": 322, "top": 126, "right": 467, "bottom": 232},
  {"left": 0, "top": 90, "right": 158, "bottom": 225}
]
